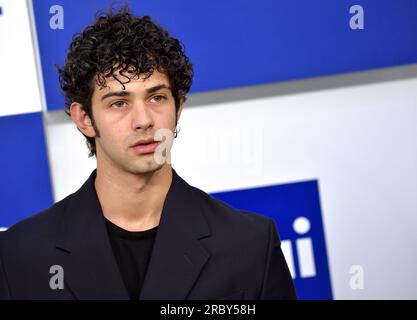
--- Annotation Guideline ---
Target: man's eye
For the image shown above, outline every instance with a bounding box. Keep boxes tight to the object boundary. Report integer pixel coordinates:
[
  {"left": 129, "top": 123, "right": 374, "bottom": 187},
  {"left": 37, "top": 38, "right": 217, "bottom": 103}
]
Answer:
[
  {"left": 151, "top": 95, "right": 166, "bottom": 103},
  {"left": 111, "top": 101, "right": 127, "bottom": 108}
]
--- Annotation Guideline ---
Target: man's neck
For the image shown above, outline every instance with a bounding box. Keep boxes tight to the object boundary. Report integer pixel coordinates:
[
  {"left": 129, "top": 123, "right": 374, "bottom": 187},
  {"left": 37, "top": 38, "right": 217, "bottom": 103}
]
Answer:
[{"left": 94, "top": 164, "right": 173, "bottom": 232}]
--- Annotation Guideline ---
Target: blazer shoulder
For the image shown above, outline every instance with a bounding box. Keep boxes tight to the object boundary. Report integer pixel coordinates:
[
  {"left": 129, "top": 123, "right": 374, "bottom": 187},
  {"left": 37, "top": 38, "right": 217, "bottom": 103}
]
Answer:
[
  {"left": 189, "top": 184, "right": 276, "bottom": 237},
  {"left": 1, "top": 193, "right": 73, "bottom": 244}
]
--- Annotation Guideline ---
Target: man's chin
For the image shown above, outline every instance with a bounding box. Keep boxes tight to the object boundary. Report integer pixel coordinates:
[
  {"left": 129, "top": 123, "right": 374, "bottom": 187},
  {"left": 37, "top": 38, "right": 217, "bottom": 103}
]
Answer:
[{"left": 127, "top": 161, "right": 166, "bottom": 175}]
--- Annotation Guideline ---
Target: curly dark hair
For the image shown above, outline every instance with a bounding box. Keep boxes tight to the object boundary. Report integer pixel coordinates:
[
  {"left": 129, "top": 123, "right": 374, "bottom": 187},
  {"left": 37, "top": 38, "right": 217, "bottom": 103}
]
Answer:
[{"left": 56, "top": 6, "right": 194, "bottom": 157}]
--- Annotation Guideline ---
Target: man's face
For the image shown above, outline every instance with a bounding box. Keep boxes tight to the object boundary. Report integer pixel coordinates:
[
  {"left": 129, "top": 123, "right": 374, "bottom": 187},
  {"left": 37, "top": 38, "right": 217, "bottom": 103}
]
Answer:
[{"left": 89, "top": 69, "right": 181, "bottom": 175}]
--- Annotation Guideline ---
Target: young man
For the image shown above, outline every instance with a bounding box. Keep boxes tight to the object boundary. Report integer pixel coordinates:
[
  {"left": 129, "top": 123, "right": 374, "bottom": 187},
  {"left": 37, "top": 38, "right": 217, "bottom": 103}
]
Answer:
[{"left": 0, "top": 8, "right": 296, "bottom": 300}]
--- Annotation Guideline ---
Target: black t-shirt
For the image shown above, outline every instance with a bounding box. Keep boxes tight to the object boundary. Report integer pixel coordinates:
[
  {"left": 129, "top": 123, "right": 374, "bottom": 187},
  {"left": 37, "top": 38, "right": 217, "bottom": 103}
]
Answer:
[{"left": 105, "top": 218, "right": 158, "bottom": 300}]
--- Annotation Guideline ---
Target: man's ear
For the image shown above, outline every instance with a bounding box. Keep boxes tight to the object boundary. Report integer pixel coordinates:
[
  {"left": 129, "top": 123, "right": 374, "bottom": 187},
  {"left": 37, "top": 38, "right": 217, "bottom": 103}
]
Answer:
[{"left": 69, "top": 102, "right": 97, "bottom": 138}]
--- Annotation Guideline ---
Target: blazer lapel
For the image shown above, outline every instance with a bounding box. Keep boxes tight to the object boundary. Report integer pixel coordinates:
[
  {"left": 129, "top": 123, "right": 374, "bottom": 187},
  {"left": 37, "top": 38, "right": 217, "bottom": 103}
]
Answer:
[
  {"left": 139, "top": 169, "right": 212, "bottom": 300},
  {"left": 53, "top": 168, "right": 212, "bottom": 300},
  {"left": 54, "top": 170, "right": 129, "bottom": 300}
]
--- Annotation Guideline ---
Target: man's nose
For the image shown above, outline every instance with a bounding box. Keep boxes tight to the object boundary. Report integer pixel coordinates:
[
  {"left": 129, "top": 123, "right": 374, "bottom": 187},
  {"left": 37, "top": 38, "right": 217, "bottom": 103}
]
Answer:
[{"left": 131, "top": 102, "right": 154, "bottom": 131}]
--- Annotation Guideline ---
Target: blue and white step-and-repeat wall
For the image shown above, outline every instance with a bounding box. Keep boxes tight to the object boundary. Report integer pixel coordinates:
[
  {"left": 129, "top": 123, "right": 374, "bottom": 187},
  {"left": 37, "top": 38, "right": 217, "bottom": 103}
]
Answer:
[{"left": 1, "top": 0, "right": 417, "bottom": 299}]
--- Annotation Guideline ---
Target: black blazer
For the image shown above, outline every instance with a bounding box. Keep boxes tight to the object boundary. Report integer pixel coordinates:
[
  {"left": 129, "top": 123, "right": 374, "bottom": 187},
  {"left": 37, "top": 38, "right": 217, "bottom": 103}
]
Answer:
[{"left": 0, "top": 169, "right": 296, "bottom": 300}]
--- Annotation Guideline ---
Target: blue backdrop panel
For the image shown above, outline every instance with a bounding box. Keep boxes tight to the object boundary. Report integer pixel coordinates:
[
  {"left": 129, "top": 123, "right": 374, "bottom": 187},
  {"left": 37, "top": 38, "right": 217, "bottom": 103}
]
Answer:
[
  {"left": 32, "top": 0, "right": 417, "bottom": 111},
  {"left": 0, "top": 112, "right": 53, "bottom": 228},
  {"left": 212, "top": 180, "right": 333, "bottom": 300}
]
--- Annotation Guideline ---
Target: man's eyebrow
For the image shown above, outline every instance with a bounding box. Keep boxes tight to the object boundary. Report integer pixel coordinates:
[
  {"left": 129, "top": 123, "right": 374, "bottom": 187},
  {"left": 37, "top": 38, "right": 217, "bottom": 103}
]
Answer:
[
  {"left": 146, "top": 84, "right": 171, "bottom": 94},
  {"left": 100, "top": 90, "right": 130, "bottom": 102},
  {"left": 100, "top": 84, "right": 171, "bottom": 102}
]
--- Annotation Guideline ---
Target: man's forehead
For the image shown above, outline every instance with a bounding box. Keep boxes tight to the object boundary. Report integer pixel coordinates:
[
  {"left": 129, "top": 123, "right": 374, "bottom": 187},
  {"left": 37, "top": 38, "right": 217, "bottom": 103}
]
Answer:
[{"left": 95, "top": 69, "right": 170, "bottom": 92}]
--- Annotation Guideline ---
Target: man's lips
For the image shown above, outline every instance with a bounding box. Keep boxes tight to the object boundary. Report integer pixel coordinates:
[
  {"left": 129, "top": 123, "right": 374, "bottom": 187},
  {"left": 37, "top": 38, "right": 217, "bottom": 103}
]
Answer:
[
  {"left": 131, "top": 137, "right": 156, "bottom": 147},
  {"left": 131, "top": 138, "right": 160, "bottom": 155}
]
